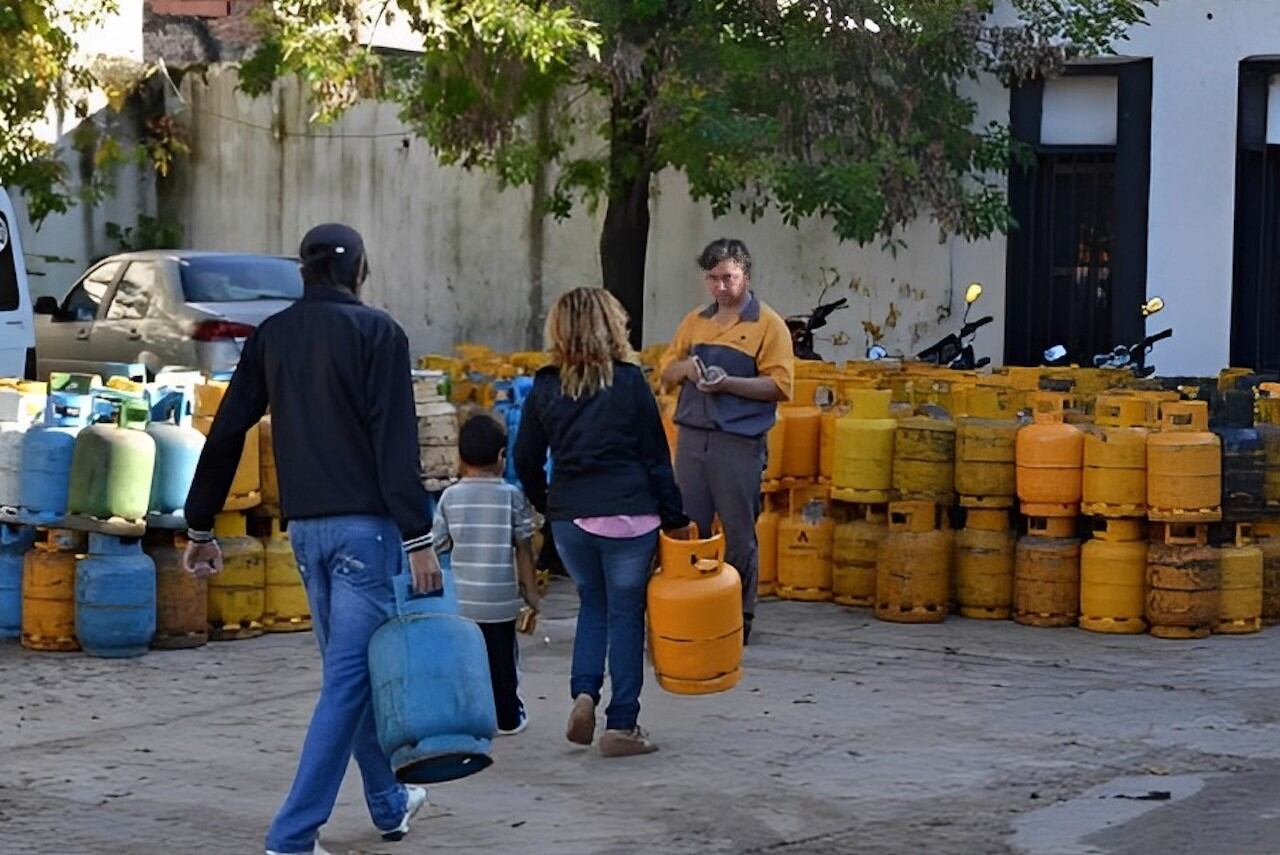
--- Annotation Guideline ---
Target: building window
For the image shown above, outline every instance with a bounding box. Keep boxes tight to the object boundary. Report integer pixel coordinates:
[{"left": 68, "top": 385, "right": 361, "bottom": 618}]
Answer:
[
  {"left": 1005, "top": 61, "right": 1152, "bottom": 367},
  {"left": 1230, "top": 60, "right": 1280, "bottom": 371}
]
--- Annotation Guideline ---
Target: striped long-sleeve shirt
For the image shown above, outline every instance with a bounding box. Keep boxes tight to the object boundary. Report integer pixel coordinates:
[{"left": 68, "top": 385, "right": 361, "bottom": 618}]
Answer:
[{"left": 432, "top": 477, "right": 536, "bottom": 623}]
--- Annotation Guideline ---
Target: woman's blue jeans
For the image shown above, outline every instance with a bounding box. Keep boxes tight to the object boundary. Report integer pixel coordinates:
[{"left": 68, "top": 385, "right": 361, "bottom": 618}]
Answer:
[
  {"left": 264, "top": 515, "right": 409, "bottom": 853},
  {"left": 551, "top": 521, "right": 658, "bottom": 731}
]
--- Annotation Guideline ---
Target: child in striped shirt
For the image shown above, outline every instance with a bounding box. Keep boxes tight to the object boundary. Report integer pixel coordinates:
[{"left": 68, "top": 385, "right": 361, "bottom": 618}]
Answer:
[{"left": 432, "top": 412, "right": 539, "bottom": 735}]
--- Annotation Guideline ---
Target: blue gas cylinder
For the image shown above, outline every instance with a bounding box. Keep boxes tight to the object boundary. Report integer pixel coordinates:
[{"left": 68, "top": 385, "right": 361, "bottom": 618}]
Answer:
[
  {"left": 0, "top": 524, "right": 36, "bottom": 638},
  {"left": 146, "top": 391, "right": 206, "bottom": 525},
  {"left": 75, "top": 534, "right": 156, "bottom": 658},
  {"left": 369, "top": 569, "right": 496, "bottom": 784},
  {"left": 18, "top": 389, "right": 94, "bottom": 526}
]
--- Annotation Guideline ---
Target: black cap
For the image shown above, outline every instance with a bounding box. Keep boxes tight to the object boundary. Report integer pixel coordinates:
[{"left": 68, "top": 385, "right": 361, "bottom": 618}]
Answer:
[{"left": 299, "top": 223, "right": 366, "bottom": 288}]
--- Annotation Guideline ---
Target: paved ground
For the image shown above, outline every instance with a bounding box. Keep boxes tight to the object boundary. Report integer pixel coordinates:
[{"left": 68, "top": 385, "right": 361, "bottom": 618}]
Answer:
[{"left": 1, "top": 582, "right": 1278, "bottom": 854}]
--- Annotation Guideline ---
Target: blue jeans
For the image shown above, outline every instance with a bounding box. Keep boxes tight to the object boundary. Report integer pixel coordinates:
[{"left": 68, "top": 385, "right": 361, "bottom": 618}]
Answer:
[
  {"left": 265, "top": 516, "right": 409, "bottom": 853},
  {"left": 551, "top": 521, "right": 657, "bottom": 731}
]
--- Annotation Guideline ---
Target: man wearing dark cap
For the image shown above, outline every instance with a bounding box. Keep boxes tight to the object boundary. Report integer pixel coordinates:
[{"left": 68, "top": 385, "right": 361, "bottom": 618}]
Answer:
[{"left": 184, "top": 223, "right": 441, "bottom": 855}]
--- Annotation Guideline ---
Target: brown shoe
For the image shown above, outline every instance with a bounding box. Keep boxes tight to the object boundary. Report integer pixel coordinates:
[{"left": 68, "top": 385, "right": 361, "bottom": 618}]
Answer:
[
  {"left": 599, "top": 727, "right": 659, "bottom": 758},
  {"left": 566, "top": 694, "right": 596, "bottom": 746}
]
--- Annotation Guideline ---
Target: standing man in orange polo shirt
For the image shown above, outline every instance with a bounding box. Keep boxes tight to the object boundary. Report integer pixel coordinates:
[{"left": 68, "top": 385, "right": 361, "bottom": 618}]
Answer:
[{"left": 660, "top": 238, "right": 795, "bottom": 644}]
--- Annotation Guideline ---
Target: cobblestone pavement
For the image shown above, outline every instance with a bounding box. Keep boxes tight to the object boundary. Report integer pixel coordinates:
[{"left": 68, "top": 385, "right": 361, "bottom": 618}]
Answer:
[{"left": 2, "top": 584, "right": 1278, "bottom": 854}]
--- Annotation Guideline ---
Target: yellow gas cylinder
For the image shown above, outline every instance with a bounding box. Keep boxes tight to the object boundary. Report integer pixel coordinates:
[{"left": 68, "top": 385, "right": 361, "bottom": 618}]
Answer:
[
  {"left": 658, "top": 395, "right": 679, "bottom": 461},
  {"left": 20, "top": 529, "right": 85, "bottom": 651},
  {"left": 260, "top": 519, "right": 311, "bottom": 633},
  {"left": 819, "top": 409, "right": 838, "bottom": 483},
  {"left": 1013, "top": 517, "right": 1081, "bottom": 627},
  {"left": 892, "top": 415, "right": 956, "bottom": 505},
  {"left": 955, "top": 388, "right": 1019, "bottom": 509},
  {"left": 1016, "top": 394, "right": 1084, "bottom": 517},
  {"left": 832, "top": 389, "right": 896, "bottom": 503},
  {"left": 1079, "top": 518, "right": 1148, "bottom": 634},
  {"left": 1217, "top": 523, "right": 1263, "bottom": 635},
  {"left": 779, "top": 405, "right": 822, "bottom": 481},
  {"left": 1251, "top": 518, "right": 1280, "bottom": 624},
  {"left": 875, "top": 501, "right": 951, "bottom": 623},
  {"left": 194, "top": 382, "right": 261, "bottom": 511},
  {"left": 1147, "top": 401, "right": 1222, "bottom": 523},
  {"left": 207, "top": 512, "right": 265, "bottom": 640},
  {"left": 1082, "top": 395, "right": 1152, "bottom": 518},
  {"left": 649, "top": 531, "right": 743, "bottom": 694},
  {"left": 1146, "top": 523, "right": 1220, "bottom": 640},
  {"left": 954, "top": 509, "right": 1015, "bottom": 619},
  {"left": 832, "top": 503, "right": 887, "bottom": 607},
  {"left": 776, "top": 487, "right": 834, "bottom": 601},
  {"left": 259, "top": 416, "right": 280, "bottom": 517},
  {"left": 763, "top": 416, "right": 787, "bottom": 484},
  {"left": 756, "top": 493, "right": 781, "bottom": 599}
]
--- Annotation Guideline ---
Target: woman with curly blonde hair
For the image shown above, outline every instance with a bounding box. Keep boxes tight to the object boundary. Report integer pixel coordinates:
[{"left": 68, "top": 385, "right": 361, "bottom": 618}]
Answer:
[{"left": 515, "top": 287, "right": 689, "bottom": 758}]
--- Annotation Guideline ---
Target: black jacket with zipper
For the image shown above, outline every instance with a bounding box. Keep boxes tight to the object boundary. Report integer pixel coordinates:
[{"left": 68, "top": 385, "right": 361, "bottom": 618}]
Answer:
[
  {"left": 514, "top": 362, "right": 687, "bottom": 531},
  {"left": 184, "top": 285, "right": 433, "bottom": 552}
]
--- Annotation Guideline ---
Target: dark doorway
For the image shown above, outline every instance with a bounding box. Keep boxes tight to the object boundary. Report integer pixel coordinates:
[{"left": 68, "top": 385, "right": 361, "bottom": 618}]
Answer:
[{"left": 1005, "top": 61, "right": 1152, "bottom": 366}]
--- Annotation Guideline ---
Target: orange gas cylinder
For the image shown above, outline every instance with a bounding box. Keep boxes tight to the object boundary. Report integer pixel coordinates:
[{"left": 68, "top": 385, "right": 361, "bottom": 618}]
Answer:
[
  {"left": 832, "top": 503, "right": 887, "bottom": 607},
  {"left": 1146, "top": 523, "right": 1220, "bottom": 640},
  {"left": 147, "top": 530, "right": 208, "bottom": 649},
  {"left": 875, "top": 501, "right": 951, "bottom": 623},
  {"left": 658, "top": 395, "right": 679, "bottom": 461},
  {"left": 892, "top": 416, "right": 956, "bottom": 505},
  {"left": 1249, "top": 518, "right": 1280, "bottom": 624},
  {"left": 649, "top": 531, "right": 743, "bottom": 695},
  {"left": 1016, "top": 394, "right": 1084, "bottom": 517},
  {"left": 1079, "top": 518, "right": 1148, "bottom": 634},
  {"left": 260, "top": 519, "right": 311, "bottom": 633},
  {"left": 779, "top": 405, "right": 821, "bottom": 481},
  {"left": 832, "top": 390, "right": 896, "bottom": 503},
  {"left": 954, "top": 509, "right": 1015, "bottom": 619},
  {"left": 20, "top": 529, "right": 85, "bottom": 651},
  {"left": 194, "top": 382, "right": 261, "bottom": 511},
  {"left": 1147, "top": 401, "right": 1222, "bottom": 523},
  {"left": 1013, "top": 516, "right": 1081, "bottom": 627},
  {"left": 763, "top": 416, "right": 787, "bottom": 483},
  {"left": 756, "top": 494, "right": 781, "bottom": 598},
  {"left": 776, "top": 487, "right": 834, "bottom": 601},
  {"left": 1081, "top": 395, "right": 1152, "bottom": 518},
  {"left": 20, "top": 529, "right": 85, "bottom": 650},
  {"left": 1217, "top": 523, "right": 1263, "bottom": 635}
]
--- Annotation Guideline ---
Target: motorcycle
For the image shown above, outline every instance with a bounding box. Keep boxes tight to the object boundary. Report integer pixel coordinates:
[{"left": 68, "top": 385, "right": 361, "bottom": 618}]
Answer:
[
  {"left": 1043, "top": 297, "right": 1170, "bottom": 377},
  {"left": 786, "top": 286, "right": 849, "bottom": 361},
  {"left": 911, "top": 282, "right": 993, "bottom": 370}
]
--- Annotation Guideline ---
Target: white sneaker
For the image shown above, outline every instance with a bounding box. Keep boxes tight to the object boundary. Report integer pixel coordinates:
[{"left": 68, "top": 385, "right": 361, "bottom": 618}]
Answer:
[
  {"left": 266, "top": 845, "right": 330, "bottom": 855},
  {"left": 380, "top": 784, "right": 429, "bottom": 841},
  {"left": 498, "top": 703, "right": 529, "bottom": 736}
]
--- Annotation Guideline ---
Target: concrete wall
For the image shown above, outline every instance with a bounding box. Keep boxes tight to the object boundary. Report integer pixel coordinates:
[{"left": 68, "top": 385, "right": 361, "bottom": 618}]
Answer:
[{"left": 167, "top": 67, "right": 1010, "bottom": 363}]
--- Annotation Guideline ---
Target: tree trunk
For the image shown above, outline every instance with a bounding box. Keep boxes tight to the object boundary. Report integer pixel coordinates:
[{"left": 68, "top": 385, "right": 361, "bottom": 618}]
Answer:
[{"left": 600, "top": 88, "right": 654, "bottom": 351}]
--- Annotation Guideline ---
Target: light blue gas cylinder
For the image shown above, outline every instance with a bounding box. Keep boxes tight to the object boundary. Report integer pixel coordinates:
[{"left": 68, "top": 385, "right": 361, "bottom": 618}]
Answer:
[
  {"left": 369, "top": 559, "right": 495, "bottom": 785},
  {"left": 75, "top": 533, "right": 156, "bottom": 658},
  {"left": 146, "top": 390, "right": 206, "bottom": 528},
  {"left": 18, "top": 378, "right": 96, "bottom": 526},
  {"left": 0, "top": 523, "right": 36, "bottom": 638}
]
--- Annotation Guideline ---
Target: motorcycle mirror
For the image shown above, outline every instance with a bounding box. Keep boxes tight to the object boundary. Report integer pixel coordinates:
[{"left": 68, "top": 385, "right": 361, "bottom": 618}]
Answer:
[
  {"left": 868, "top": 345, "right": 888, "bottom": 360},
  {"left": 964, "top": 282, "right": 983, "bottom": 305},
  {"left": 1142, "top": 296, "right": 1164, "bottom": 317},
  {"left": 1043, "top": 345, "right": 1067, "bottom": 363}
]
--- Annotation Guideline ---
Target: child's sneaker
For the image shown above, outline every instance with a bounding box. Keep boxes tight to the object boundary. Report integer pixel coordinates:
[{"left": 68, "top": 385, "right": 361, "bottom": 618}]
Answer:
[
  {"left": 599, "top": 727, "right": 659, "bottom": 758},
  {"left": 498, "top": 703, "right": 529, "bottom": 736}
]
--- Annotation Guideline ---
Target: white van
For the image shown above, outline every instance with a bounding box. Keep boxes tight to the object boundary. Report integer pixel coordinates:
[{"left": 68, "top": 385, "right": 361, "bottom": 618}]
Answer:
[{"left": 0, "top": 188, "right": 36, "bottom": 379}]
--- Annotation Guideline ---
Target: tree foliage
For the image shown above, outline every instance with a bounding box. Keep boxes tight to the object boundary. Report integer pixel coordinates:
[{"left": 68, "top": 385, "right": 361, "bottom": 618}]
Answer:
[{"left": 241, "top": 1, "right": 1155, "bottom": 244}]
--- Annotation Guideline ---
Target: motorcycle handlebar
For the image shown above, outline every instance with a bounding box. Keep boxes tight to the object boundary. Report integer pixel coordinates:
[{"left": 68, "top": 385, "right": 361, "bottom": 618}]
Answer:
[{"left": 961, "top": 315, "right": 994, "bottom": 336}]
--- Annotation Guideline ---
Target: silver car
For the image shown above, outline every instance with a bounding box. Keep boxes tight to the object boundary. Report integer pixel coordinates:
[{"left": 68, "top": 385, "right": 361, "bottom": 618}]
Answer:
[{"left": 34, "top": 251, "right": 302, "bottom": 380}]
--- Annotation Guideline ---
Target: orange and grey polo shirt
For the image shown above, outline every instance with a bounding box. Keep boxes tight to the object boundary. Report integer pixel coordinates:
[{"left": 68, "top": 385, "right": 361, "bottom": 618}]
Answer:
[{"left": 659, "top": 292, "right": 795, "bottom": 439}]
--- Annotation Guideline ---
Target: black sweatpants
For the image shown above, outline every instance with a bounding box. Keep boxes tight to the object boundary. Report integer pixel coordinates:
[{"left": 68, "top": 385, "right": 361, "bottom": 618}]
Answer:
[{"left": 478, "top": 620, "right": 522, "bottom": 731}]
